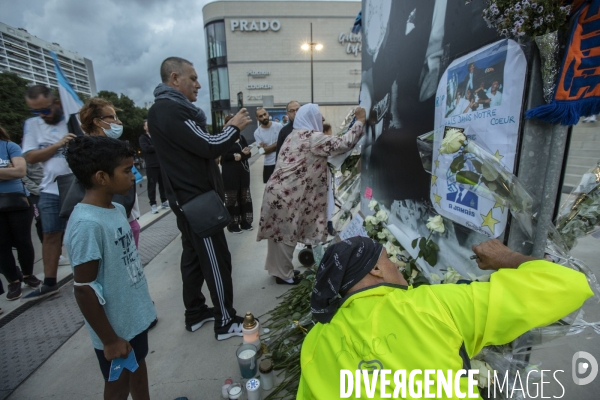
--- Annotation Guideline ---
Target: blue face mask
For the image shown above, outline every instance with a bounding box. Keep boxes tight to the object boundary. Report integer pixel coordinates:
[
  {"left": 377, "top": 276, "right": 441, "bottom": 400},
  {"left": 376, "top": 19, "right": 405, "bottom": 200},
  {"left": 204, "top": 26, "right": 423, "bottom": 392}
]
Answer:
[{"left": 102, "top": 123, "right": 123, "bottom": 139}]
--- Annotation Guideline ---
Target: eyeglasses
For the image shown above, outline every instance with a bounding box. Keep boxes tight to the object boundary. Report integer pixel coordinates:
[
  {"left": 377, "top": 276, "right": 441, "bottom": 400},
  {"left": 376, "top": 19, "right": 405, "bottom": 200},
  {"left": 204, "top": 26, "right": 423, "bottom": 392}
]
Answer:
[
  {"left": 287, "top": 108, "right": 299, "bottom": 113},
  {"left": 99, "top": 115, "right": 120, "bottom": 122},
  {"left": 30, "top": 107, "right": 53, "bottom": 116}
]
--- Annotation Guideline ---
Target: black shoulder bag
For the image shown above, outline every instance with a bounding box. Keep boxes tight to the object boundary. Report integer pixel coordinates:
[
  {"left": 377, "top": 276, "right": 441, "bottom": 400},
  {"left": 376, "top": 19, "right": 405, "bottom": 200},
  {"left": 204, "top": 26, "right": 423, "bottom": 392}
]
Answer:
[{"left": 163, "top": 160, "right": 231, "bottom": 238}]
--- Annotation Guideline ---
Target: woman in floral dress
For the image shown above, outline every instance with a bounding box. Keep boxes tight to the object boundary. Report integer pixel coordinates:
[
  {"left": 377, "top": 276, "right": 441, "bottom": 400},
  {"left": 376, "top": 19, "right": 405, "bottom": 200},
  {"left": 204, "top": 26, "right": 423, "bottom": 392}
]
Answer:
[{"left": 257, "top": 104, "right": 366, "bottom": 285}]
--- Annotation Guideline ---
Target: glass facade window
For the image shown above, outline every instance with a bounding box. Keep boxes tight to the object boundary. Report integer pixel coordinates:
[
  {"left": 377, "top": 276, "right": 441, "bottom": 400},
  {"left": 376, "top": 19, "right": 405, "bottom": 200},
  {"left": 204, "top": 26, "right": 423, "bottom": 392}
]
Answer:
[
  {"left": 205, "top": 20, "right": 230, "bottom": 133},
  {"left": 209, "top": 67, "right": 230, "bottom": 102},
  {"left": 205, "top": 21, "right": 227, "bottom": 61}
]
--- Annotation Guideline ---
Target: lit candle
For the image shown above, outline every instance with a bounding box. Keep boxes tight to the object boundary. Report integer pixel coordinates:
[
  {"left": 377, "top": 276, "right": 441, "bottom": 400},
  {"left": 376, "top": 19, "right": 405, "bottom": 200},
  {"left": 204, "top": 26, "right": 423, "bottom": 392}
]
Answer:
[{"left": 242, "top": 312, "right": 261, "bottom": 347}]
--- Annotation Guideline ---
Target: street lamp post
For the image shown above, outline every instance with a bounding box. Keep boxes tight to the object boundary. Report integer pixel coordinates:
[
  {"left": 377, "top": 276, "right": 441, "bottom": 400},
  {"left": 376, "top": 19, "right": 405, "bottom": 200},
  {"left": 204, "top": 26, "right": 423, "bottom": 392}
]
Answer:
[{"left": 301, "top": 23, "right": 323, "bottom": 103}]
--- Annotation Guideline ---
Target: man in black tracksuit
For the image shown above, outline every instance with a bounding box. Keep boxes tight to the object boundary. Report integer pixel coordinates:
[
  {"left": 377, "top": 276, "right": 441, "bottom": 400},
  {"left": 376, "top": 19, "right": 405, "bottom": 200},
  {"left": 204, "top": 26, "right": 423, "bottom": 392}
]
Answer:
[
  {"left": 147, "top": 57, "right": 252, "bottom": 340},
  {"left": 139, "top": 120, "right": 168, "bottom": 212}
]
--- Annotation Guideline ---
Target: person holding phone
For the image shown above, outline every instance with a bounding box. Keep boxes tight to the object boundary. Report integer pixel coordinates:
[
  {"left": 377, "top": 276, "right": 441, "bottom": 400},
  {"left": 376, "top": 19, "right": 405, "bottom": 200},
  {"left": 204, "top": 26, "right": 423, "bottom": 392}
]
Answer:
[
  {"left": 221, "top": 114, "right": 253, "bottom": 233},
  {"left": 22, "top": 85, "right": 75, "bottom": 298}
]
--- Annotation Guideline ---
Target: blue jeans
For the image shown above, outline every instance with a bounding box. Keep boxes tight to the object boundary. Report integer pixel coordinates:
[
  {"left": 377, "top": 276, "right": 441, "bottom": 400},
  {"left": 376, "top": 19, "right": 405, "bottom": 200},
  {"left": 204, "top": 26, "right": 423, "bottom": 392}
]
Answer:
[{"left": 38, "top": 192, "right": 66, "bottom": 233}]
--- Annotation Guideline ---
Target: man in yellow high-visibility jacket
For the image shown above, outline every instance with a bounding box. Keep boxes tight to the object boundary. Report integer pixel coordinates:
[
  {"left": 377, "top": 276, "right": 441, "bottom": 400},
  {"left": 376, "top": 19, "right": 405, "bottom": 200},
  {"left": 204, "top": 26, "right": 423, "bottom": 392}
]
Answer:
[{"left": 298, "top": 238, "right": 593, "bottom": 399}]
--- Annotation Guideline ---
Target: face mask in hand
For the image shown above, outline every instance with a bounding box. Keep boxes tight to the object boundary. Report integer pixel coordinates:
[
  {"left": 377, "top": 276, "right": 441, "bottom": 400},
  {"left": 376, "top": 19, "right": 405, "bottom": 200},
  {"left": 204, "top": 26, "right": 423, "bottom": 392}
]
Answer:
[{"left": 102, "top": 123, "right": 123, "bottom": 139}]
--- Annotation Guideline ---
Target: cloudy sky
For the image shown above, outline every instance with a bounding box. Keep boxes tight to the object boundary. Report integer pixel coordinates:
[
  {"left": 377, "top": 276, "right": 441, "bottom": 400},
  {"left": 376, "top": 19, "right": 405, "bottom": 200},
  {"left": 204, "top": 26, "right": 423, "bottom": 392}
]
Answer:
[{"left": 1, "top": 0, "right": 359, "bottom": 122}]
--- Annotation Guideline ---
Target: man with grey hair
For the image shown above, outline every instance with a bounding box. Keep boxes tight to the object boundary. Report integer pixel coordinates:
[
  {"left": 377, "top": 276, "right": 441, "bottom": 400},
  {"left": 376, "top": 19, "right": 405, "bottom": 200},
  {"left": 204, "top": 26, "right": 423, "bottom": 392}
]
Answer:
[
  {"left": 148, "top": 56, "right": 253, "bottom": 340},
  {"left": 276, "top": 100, "right": 300, "bottom": 160}
]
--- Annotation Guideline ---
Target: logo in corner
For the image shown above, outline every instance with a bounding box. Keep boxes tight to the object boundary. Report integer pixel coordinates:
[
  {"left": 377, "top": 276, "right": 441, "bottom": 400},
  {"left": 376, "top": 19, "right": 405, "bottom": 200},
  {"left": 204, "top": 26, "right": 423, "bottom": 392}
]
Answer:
[{"left": 572, "top": 351, "right": 598, "bottom": 385}]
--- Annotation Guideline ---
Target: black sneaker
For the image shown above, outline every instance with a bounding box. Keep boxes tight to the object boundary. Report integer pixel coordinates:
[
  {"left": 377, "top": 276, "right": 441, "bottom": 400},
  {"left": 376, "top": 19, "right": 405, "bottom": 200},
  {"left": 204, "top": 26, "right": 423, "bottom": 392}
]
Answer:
[
  {"left": 293, "top": 270, "right": 301, "bottom": 276},
  {"left": 215, "top": 315, "right": 245, "bottom": 341},
  {"left": 7, "top": 281, "right": 22, "bottom": 301},
  {"left": 149, "top": 318, "right": 158, "bottom": 330},
  {"left": 227, "top": 225, "right": 242, "bottom": 234},
  {"left": 23, "top": 275, "right": 42, "bottom": 289},
  {"left": 240, "top": 222, "right": 253, "bottom": 231},
  {"left": 23, "top": 283, "right": 59, "bottom": 299},
  {"left": 186, "top": 307, "right": 215, "bottom": 332},
  {"left": 275, "top": 276, "right": 302, "bottom": 285}
]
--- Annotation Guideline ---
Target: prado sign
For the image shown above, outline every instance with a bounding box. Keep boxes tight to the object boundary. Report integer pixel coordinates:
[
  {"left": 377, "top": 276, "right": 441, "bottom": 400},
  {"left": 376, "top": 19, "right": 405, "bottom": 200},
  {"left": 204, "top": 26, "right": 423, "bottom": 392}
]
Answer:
[{"left": 231, "top": 19, "right": 281, "bottom": 32}]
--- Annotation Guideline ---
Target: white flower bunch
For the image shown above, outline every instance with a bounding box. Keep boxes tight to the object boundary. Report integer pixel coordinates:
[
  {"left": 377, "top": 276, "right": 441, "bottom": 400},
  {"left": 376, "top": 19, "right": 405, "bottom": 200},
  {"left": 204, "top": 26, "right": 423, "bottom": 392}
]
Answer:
[
  {"left": 439, "top": 129, "right": 466, "bottom": 154},
  {"left": 443, "top": 266, "right": 463, "bottom": 284},
  {"left": 375, "top": 210, "right": 389, "bottom": 224},
  {"left": 368, "top": 200, "right": 379, "bottom": 211},
  {"left": 384, "top": 241, "right": 405, "bottom": 267},
  {"left": 483, "top": 0, "right": 571, "bottom": 39},
  {"left": 426, "top": 215, "right": 445, "bottom": 233},
  {"left": 365, "top": 215, "right": 378, "bottom": 225}
]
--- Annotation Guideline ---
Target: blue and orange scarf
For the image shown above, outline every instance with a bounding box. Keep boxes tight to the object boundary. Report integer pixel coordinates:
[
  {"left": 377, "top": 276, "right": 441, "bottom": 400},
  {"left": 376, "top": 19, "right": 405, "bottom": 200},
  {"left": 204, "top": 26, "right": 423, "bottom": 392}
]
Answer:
[{"left": 526, "top": 0, "right": 600, "bottom": 125}]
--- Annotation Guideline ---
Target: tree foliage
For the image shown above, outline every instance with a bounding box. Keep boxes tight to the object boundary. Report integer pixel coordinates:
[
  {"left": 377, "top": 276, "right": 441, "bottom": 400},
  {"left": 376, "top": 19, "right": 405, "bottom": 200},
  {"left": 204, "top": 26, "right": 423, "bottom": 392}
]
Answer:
[
  {"left": 97, "top": 90, "right": 148, "bottom": 152},
  {"left": 0, "top": 73, "right": 148, "bottom": 149},
  {"left": 0, "top": 72, "right": 32, "bottom": 144}
]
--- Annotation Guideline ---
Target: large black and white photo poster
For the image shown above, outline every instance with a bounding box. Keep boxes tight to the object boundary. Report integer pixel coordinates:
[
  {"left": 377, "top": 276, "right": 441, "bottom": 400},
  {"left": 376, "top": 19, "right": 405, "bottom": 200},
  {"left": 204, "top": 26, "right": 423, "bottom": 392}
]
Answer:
[
  {"left": 432, "top": 39, "right": 527, "bottom": 238},
  {"left": 359, "top": 0, "right": 515, "bottom": 279}
]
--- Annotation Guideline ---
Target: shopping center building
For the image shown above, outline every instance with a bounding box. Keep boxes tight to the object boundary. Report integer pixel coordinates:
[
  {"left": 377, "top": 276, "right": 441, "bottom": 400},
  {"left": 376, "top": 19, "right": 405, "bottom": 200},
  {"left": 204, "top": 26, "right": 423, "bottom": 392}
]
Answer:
[{"left": 202, "top": 0, "right": 361, "bottom": 133}]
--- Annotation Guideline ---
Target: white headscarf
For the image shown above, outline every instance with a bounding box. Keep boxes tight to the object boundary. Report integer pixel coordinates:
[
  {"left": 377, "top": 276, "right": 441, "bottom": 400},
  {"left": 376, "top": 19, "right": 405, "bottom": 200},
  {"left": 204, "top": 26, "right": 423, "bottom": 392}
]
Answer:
[{"left": 293, "top": 103, "right": 323, "bottom": 132}]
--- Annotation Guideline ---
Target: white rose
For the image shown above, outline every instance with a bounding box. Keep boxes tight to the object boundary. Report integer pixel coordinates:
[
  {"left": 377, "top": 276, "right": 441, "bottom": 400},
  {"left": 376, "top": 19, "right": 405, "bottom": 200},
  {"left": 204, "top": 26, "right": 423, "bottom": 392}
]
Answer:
[
  {"left": 426, "top": 215, "right": 445, "bottom": 233},
  {"left": 429, "top": 273, "right": 442, "bottom": 283},
  {"left": 391, "top": 257, "right": 405, "bottom": 267},
  {"left": 443, "top": 266, "right": 463, "bottom": 284},
  {"left": 377, "top": 232, "right": 387, "bottom": 240},
  {"left": 440, "top": 129, "right": 466, "bottom": 154},
  {"left": 368, "top": 200, "right": 378, "bottom": 211},
  {"left": 384, "top": 241, "right": 398, "bottom": 256},
  {"left": 382, "top": 228, "right": 391, "bottom": 236},
  {"left": 365, "top": 216, "right": 377, "bottom": 225},
  {"left": 375, "top": 210, "right": 388, "bottom": 224}
]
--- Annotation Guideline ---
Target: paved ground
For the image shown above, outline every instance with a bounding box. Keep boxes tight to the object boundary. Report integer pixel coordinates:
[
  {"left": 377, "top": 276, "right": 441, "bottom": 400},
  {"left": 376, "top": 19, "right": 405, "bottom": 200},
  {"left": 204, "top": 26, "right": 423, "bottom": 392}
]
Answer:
[{"left": 1, "top": 152, "right": 600, "bottom": 399}]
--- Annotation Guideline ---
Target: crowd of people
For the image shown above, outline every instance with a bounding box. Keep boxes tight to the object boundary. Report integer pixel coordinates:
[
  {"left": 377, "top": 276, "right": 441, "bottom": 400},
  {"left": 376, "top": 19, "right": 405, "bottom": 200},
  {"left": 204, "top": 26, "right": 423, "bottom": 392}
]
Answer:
[{"left": 0, "top": 55, "right": 593, "bottom": 399}]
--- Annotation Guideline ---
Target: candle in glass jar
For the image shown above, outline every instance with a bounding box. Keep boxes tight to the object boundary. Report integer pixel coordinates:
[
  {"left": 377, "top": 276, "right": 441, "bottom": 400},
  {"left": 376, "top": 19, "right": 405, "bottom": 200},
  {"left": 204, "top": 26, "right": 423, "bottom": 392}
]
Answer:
[
  {"left": 246, "top": 378, "right": 261, "bottom": 400},
  {"left": 228, "top": 383, "right": 243, "bottom": 400},
  {"left": 242, "top": 312, "right": 261, "bottom": 347}
]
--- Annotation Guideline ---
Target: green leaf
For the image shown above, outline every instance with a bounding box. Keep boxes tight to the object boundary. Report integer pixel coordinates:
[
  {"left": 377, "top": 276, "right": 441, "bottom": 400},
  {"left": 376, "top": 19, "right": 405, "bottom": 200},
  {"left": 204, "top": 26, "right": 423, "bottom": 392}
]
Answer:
[
  {"left": 411, "top": 238, "right": 418, "bottom": 249},
  {"left": 424, "top": 252, "right": 437, "bottom": 266},
  {"left": 449, "top": 156, "right": 466, "bottom": 173},
  {"left": 456, "top": 171, "right": 481, "bottom": 186},
  {"left": 471, "top": 159, "right": 483, "bottom": 174},
  {"left": 418, "top": 237, "right": 427, "bottom": 251}
]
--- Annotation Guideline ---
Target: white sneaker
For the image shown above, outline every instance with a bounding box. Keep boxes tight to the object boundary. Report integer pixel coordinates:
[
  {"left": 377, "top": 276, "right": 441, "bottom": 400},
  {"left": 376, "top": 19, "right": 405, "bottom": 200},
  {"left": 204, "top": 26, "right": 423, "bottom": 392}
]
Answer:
[
  {"left": 161, "top": 201, "right": 170, "bottom": 209},
  {"left": 151, "top": 204, "right": 159, "bottom": 214},
  {"left": 583, "top": 115, "right": 597, "bottom": 123},
  {"left": 58, "top": 255, "right": 70, "bottom": 266}
]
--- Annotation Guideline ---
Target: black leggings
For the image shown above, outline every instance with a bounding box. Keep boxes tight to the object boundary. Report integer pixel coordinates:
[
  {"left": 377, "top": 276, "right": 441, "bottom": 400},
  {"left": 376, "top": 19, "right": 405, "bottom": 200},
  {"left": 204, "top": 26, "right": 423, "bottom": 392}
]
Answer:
[{"left": 0, "top": 207, "right": 35, "bottom": 282}]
